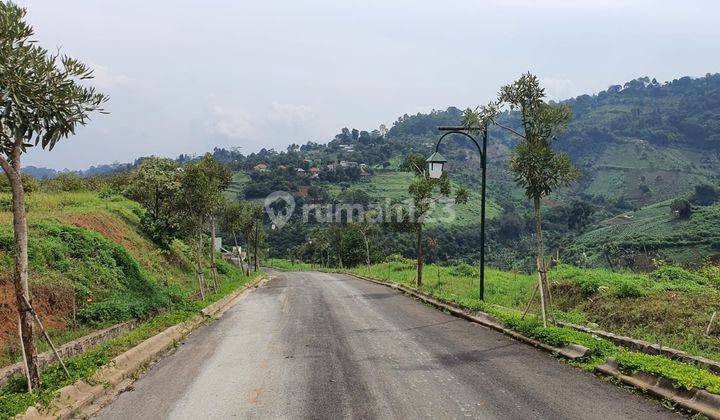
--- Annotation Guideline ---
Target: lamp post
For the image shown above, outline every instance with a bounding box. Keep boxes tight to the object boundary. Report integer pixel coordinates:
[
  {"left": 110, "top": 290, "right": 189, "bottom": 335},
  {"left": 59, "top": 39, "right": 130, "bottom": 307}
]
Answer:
[{"left": 427, "top": 125, "right": 488, "bottom": 300}]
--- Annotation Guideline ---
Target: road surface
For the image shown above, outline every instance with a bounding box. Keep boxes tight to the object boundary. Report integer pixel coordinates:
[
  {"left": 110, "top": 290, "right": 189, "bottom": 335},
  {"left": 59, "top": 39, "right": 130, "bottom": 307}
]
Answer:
[{"left": 97, "top": 270, "right": 680, "bottom": 419}]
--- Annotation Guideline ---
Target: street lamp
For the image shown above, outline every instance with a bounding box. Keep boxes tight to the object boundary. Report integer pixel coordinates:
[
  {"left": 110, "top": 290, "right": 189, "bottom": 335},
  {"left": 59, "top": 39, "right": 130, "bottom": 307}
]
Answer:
[
  {"left": 426, "top": 152, "right": 447, "bottom": 179},
  {"left": 428, "top": 125, "right": 488, "bottom": 300}
]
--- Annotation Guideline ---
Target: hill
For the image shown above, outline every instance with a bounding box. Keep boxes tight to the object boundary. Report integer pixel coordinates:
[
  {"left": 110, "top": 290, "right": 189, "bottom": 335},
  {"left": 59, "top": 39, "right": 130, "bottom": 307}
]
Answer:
[{"left": 216, "top": 74, "right": 720, "bottom": 269}]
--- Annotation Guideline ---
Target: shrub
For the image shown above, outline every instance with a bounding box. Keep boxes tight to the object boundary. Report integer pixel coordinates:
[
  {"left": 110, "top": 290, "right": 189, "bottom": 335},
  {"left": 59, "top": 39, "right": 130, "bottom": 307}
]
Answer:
[
  {"left": 650, "top": 264, "right": 706, "bottom": 285},
  {"left": 0, "top": 220, "right": 172, "bottom": 325},
  {"left": 615, "top": 280, "right": 645, "bottom": 298},
  {"left": 44, "top": 172, "right": 87, "bottom": 192},
  {"left": 449, "top": 262, "right": 479, "bottom": 277},
  {"left": 384, "top": 254, "right": 415, "bottom": 271}
]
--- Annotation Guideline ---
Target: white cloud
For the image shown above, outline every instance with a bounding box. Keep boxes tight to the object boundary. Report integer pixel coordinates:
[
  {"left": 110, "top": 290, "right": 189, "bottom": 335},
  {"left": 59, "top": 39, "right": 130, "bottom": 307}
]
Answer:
[
  {"left": 541, "top": 77, "right": 578, "bottom": 101},
  {"left": 87, "top": 62, "right": 136, "bottom": 90},
  {"left": 205, "top": 101, "right": 321, "bottom": 151},
  {"left": 266, "top": 102, "right": 316, "bottom": 125},
  {"left": 208, "top": 105, "right": 255, "bottom": 139}
]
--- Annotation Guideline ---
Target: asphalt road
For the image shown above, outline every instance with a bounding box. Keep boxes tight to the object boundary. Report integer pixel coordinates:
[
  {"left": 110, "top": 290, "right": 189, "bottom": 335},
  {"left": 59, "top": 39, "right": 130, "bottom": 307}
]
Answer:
[{"left": 97, "top": 270, "right": 681, "bottom": 419}]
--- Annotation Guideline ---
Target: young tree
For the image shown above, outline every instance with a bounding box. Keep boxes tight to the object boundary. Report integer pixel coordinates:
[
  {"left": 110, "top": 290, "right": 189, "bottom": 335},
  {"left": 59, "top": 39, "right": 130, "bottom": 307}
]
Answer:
[
  {"left": 349, "top": 209, "right": 380, "bottom": 266},
  {"left": 0, "top": 2, "right": 107, "bottom": 387},
  {"left": 175, "top": 155, "right": 231, "bottom": 297},
  {"left": 220, "top": 201, "right": 248, "bottom": 273},
  {"left": 395, "top": 154, "right": 468, "bottom": 287},
  {"left": 125, "top": 157, "right": 181, "bottom": 246},
  {"left": 241, "top": 205, "right": 265, "bottom": 271},
  {"left": 496, "top": 73, "right": 579, "bottom": 326}
]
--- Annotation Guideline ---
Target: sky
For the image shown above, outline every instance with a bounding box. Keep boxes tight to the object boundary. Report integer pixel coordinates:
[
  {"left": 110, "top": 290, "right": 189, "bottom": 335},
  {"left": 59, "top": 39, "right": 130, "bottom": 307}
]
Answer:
[{"left": 15, "top": 0, "right": 720, "bottom": 170}]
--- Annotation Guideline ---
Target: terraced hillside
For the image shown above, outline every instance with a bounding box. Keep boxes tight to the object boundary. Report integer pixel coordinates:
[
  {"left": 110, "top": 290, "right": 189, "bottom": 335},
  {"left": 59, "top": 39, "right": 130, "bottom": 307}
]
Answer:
[{"left": 567, "top": 199, "right": 720, "bottom": 267}]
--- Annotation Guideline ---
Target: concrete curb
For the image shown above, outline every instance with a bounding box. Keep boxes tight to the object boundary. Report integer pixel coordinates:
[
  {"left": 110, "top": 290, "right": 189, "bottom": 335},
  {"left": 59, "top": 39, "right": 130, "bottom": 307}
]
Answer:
[
  {"left": 344, "top": 273, "right": 589, "bottom": 360},
  {"left": 560, "top": 320, "right": 720, "bottom": 375},
  {"left": 0, "top": 320, "right": 139, "bottom": 388},
  {"left": 596, "top": 358, "right": 720, "bottom": 419},
  {"left": 18, "top": 275, "right": 269, "bottom": 420}
]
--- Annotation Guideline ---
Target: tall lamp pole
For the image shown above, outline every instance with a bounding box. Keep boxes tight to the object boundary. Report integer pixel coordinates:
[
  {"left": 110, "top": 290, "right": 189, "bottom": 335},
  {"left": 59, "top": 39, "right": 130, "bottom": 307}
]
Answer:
[{"left": 426, "top": 125, "right": 488, "bottom": 300}]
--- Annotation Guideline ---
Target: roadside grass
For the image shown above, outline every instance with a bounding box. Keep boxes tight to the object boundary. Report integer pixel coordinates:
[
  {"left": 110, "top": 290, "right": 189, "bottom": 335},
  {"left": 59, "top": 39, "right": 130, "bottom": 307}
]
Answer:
[
  {"left": 264, "top": 259, "right": 315, "bottom": 271},
  {"left": 0, "top": 268, "right": 262, "bottom": 418}
]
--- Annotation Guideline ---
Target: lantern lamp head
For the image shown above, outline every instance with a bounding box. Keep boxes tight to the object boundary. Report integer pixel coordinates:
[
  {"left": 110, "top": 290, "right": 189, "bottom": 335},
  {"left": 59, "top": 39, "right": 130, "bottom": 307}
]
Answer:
[{"left": 426, "top": 152, "right": 447, "bottom": 179}]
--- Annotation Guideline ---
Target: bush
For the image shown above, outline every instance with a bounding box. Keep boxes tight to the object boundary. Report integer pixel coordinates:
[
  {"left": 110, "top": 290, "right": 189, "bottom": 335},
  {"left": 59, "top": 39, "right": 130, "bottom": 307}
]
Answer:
[
  {"left": 44, "top": 172, "right": 87, "bottom": 192},
  {"left": 650, "top": 264, "right": 706, "bottom": 285},
  {"left": 77, "top": 297, "right": 146, "bottom": 324},
  {"left": 449, "top": 262, "right": 479, "bottom": 277},
  {"left": 384, "top": 254, "right": 415, "bottom": 271},
  {"left": 615, "top": 280, "right": 645, "bottom": 298},
  {"left": 139, "top": 211, "right": 180, "bottom": 248},
  {"left": 0, "top": 220, "right": 173, "bottom": 325}
]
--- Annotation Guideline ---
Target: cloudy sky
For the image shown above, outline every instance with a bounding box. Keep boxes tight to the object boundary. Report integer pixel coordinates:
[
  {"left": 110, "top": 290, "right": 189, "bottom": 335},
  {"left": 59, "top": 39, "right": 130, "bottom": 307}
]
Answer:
[{"left": 16, "top": 0, "right": 720, "bottom": 170}]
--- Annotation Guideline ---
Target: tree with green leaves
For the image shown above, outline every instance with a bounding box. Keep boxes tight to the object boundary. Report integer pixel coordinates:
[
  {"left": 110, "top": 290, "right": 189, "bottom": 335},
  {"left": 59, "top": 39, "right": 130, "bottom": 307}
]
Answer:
[
  {"left": 395, "top": 154, "right": 468, "bottom": 287},
  {"left": 0, "top": 2, "right": 108, "bottom": 387},
  {"left": 349, "top": 208, "right": 380, "bottom": 266},
  {"left": 175, "top": 154, "right": 231, "bottom": 297},
  {"left": 468, "top": 73, "right": 579, "bottom": 326},
  {"left": 125, "top": 157, "right": 181, "bottom": 246},
  {"left": 220, "top": 201, "right": 249, "bottom": 274}
]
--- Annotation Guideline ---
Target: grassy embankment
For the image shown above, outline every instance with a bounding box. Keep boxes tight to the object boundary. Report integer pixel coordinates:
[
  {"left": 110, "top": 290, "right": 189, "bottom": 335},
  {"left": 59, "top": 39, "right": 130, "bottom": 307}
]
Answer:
[
  {"left": 0, "top": 191, "right": 261, "bottom": 417},
  {"left": 267, "top": 258, "right": 720, "bottom": 399}
]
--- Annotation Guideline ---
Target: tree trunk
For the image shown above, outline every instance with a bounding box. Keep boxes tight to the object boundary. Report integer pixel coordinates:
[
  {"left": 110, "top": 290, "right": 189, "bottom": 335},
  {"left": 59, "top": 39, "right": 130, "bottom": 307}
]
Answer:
[
  {"left": 232, "top": 231, "right": 245, "bottom": 274},
  {"left": 196, "top": 234, "right": 206, "bottom": 299},
  {"left": 253, "top": 221, "right": 259, "bottom": 271},
  {"left": 209, "top": 217, "right": 219, "bottom": 291},
  {"left": 416, "top": 225, "right": 423, "bottom": 287},
  {"left": 363, "top": 233, "right": 370, "bottom": 266},
  {"left": 1, "top": 148, "right": 40, "bottom": 388},
  {"left": 533, "top": 197, "right": 549, "bottom": 327}
]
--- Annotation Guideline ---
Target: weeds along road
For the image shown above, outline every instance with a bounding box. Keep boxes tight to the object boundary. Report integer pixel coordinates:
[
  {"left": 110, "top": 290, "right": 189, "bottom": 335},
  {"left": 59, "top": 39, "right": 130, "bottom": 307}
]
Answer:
[{"left": 97, "top": 270, "right": 680, "bottom": 419}]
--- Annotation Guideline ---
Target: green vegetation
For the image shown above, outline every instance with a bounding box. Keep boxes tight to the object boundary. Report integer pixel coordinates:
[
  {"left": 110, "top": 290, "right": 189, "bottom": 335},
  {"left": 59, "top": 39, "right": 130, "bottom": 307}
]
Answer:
[
  {"left": 569, "top": 199, "right": 720, "bottom": 267},
  {"left": 265, "top": 258, "right": 315, "bottom": 271},
  {"left": 0, "top": 220, "right": 175, "bottom": 324},
  {"left": 616, "top": 352, "right": 720, "bottom": 394},
  {"left": 0, "top": 188, "right": 255, "bottom": 362}
]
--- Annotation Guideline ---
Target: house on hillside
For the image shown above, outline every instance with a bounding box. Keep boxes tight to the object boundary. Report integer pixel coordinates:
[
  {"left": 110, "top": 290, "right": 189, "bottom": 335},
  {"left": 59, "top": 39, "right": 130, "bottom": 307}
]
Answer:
[
  {"left": 296, "top": 168, "right": 306, "bottom": 176},
  {"left": 296, "top": 186, "right": 309, "bottom": 198},
  {"left": 253, "top": 163, "right": 268, "bottom": 172},
  {"left": 340, "top": 161, "right": 358, "bottom": 168}
]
